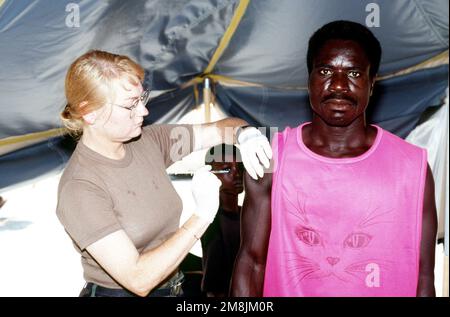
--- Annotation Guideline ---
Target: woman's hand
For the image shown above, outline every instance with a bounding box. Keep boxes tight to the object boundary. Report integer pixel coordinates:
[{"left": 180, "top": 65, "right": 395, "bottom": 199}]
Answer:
[
  {"left": 237, "top": 127, "right": 272, "bottom": 180},
  {"left": 191, "top": 165, "right": 222, "bottom": 223},
  {"left": 193, "top": 118, "right": 273, "bottom": 180}
]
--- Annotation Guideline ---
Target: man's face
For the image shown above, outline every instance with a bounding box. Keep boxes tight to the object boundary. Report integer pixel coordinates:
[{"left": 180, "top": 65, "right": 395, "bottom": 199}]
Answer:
[
  {"left": 211, "top": 155, "right": 244, "bottom": 195},
  {"left": 308, "top": 39, "right": 375, "bottom": 127}
]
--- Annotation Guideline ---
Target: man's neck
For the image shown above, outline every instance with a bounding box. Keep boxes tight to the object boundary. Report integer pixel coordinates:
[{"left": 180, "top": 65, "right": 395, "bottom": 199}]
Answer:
[
  {"left": 303, "top": 117, "right": 376, "bottom": 158},
  {"left": 219, "top": 192, "right": 240, "bottom": 213}
]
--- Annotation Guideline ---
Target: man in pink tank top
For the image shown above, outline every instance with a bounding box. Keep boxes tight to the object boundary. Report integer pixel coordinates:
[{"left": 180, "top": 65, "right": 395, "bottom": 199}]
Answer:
[{"left": 231, "top": 21, "right": 437, "bottom": 297}]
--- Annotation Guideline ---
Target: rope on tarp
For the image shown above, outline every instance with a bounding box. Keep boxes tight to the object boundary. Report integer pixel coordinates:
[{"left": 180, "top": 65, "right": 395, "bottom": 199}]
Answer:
[
  {"left": 183, "top": 50, "right": 448, "bottom": 91},
  {"left": 376, "top": 50, "right": 449, "bottom": 81},
  {"left": 186, "top": 0, "right": 250, "bottom": 116},
  {"left": 203, "top": 0, "right": 250, "bottom": 75},
  {"left": 181, "top": 0, "right": 447, "bottom": 92},
  {"left": 0, "top": 128, "right": 66, "bottom": 156},
  {"left": 179, "top": 0, "right": 250, "bottom": 87}
]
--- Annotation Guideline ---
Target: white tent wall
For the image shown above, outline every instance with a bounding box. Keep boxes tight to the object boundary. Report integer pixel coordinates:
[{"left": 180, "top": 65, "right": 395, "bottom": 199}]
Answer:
[
  {"left": 407, "top": 89, "right": 449, "bottom": 251},
  {"left": 406, "top": 88, "right": 449, "bottom": 295}
]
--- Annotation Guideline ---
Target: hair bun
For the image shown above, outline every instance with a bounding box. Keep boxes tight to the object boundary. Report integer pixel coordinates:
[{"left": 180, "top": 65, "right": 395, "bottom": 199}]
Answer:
[{"left": 61, "top": 104, "right": 72, "bottom": 119}]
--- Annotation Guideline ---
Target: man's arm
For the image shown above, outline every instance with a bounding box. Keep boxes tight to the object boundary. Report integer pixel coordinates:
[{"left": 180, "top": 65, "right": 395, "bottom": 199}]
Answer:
[
  {"left": 231, "top": 172, "right": 272, "bottom": 297},
  {"left": 417, "top": 164, "right": 438, "bottom": 297}
]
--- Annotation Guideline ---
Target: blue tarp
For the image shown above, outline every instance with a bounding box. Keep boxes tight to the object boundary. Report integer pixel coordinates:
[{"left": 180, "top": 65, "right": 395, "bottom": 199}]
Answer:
[{"left": 0, "top": 0, "right": 448, "bottom": 191}]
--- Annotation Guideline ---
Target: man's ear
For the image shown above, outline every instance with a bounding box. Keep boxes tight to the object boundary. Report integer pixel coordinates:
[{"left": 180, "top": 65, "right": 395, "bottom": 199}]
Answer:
[
  {"left": 369, "top": 78, "right": 376, "bottom": 96},
  {"left": 80, "top": 102, "right": 97, "bottom": 124}
]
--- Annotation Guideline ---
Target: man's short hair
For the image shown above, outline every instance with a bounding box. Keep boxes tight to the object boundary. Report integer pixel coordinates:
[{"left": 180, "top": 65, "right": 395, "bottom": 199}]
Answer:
[
  {"left": 205, "top": 144, "right": 241, "bottom": 164},
  {"left": 307, "top": 20, "right": 382, "bottom": 78}
]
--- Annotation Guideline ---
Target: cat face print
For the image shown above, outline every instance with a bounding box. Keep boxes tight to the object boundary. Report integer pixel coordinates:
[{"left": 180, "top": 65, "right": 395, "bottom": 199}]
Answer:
[{"left": 283, "top": 189, "right": 393, "bottom": 288}]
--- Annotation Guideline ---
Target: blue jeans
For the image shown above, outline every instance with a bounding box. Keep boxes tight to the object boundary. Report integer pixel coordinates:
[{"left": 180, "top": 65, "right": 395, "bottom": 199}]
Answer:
[{"left": 79, "top": 271, "right": 184, "bottom": 297}]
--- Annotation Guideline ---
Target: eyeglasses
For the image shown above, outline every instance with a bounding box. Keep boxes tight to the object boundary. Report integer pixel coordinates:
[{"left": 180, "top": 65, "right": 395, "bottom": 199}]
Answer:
[{"left": 112, "top": 90, "right": 151, "bottom": 118}]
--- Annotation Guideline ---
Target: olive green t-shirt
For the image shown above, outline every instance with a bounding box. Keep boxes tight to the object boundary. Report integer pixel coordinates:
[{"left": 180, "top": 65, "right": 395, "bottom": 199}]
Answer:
[{"left": 56, "top": 124, "right": 194, "bottom": 289}]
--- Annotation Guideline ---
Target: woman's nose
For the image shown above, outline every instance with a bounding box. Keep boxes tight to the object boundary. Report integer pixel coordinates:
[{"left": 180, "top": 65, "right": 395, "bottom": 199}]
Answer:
[{"left": 137, "top": 101, "right": 149, "bottom": 117}]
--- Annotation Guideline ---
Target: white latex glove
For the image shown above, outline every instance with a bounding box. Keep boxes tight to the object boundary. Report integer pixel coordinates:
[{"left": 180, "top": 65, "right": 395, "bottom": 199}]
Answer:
[
  {"left": 191, "top": 165, "right": 222, "bottom": 224},
  {"left": 237, "top": 127, "right": 273, "bottom": 180}
]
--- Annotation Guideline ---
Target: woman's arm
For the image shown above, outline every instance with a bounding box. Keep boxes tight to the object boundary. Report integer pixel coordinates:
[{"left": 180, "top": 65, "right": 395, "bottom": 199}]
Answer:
[
  {"left": 193, "top": 118, "right": 248, "bottom": 151},
  {"left": 193, "top": 118, "right": 272, "bottom": 179},
  {"left": 86, "top": 166, "right": 221, "bottom": 297},
  {"left": 86, "top": 214, "right": 208, "bottom": 297}
]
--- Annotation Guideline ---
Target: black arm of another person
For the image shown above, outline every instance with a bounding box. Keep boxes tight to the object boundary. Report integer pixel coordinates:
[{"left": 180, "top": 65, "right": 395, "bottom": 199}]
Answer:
[
  {"left": 416, "top": 164, "right": 438, "bottom": 297},
  {"left": 230, "top": 172, "right": 272, "bottom": 297}
]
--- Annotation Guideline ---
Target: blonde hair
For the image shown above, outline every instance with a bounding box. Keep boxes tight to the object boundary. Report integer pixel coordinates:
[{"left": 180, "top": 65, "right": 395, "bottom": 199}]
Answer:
[{"left": 61, "top": 50, "right": 145, "bottom": 136}]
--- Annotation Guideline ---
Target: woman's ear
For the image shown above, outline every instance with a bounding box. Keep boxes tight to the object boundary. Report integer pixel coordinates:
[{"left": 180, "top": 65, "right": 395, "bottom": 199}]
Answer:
[
  {"left": 82, "top": 111, "right": 97, "bottom": 125},
  {"left": 80, "top": 101, "right": 97, "bottom": 124}
]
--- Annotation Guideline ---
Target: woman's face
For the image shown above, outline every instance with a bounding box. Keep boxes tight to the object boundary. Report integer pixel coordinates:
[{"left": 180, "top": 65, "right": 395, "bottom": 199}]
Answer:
[{"left": 95, "top": 79, "right": 149, "bottom": 142}]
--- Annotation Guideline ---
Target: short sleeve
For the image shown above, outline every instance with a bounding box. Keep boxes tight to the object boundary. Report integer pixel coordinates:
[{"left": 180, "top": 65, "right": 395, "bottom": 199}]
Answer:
[
  {"left": 141, "top": 124, "right": 195, "bottom": 167},
  {"left": 56, "top": 180, "right": 122, "bottom": 250}
]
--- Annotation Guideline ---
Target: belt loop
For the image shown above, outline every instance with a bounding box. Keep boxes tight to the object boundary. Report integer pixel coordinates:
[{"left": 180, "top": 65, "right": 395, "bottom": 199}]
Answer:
[
  {"left": 90, "top": 284, "right": 97, "bottom": 297},
  {"left": 171, "top": 282, "right": 183, "bottom": 297}
]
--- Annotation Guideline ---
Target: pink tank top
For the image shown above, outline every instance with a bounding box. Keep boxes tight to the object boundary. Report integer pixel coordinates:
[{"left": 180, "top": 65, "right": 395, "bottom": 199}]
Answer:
[{"left": 263, "top": 123, "right": 427, "bottom": 297}]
